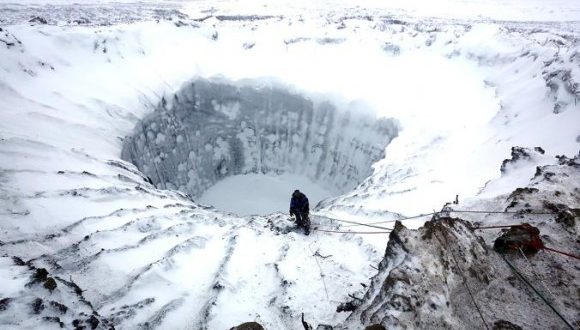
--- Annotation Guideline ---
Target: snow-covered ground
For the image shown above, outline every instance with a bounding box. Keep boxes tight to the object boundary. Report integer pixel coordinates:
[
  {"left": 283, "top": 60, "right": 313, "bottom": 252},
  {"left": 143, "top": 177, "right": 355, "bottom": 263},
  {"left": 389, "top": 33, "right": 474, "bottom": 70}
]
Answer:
[
  {"left": 0, "top": 0, "right": 579, "bottom": 329},
  {"left": 2, "top": 0, "right": 580, "bottom": 22}
]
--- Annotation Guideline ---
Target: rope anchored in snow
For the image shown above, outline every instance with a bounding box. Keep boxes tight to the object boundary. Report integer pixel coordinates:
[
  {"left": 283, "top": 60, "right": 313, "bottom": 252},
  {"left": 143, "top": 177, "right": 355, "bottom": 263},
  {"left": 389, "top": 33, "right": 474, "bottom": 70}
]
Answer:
[
  {"left": 313, "top": 228, "right": 392, "bottom": 235},
  {"left": 315, "top": 217, "right": 393, "bottom": 231},
  {"left": 315, "top": 208, "right": 557, "bottom": 230},
  {"left": 450, "top": 209, "right": 556, "bottom": 215},
  {"left": 313, "top": 211, "right": 580, "bottom": 267},
  {"left": 339, "top": 212, "right": 437, "bottom": 227},
  {"left": 308, "top": 242, "right": 330, "bottom": 301}
]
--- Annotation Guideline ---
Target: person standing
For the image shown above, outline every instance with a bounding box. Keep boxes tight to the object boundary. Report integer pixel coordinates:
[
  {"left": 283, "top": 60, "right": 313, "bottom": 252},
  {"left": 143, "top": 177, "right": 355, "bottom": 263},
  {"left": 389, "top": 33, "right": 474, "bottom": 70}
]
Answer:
[{"left": 290, "top": 190, "right": 310, "bottom": 235}]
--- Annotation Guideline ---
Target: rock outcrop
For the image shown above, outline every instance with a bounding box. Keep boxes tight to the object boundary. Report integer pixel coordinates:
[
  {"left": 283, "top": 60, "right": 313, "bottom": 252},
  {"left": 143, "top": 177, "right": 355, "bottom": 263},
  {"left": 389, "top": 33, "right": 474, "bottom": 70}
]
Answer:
[{"left": 336, "top": 153, "right": 580, "bottom": 329}]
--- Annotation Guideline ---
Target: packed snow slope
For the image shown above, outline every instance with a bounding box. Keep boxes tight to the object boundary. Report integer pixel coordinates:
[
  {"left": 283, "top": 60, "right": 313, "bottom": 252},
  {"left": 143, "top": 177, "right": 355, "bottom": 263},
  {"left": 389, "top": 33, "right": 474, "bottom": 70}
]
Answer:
[{"left": 0, "top": 1, "right": 579, "bottom": 329}]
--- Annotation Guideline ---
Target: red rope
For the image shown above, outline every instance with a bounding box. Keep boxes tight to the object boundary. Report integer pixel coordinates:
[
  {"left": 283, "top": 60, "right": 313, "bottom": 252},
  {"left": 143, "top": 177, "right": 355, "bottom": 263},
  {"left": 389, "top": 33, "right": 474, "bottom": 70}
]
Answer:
[
  {"left": 475, "top": 224, "right": 578, "bottom": 261},
  {"left": 543, "top": 246, "right": 580, "bottom": 261}
]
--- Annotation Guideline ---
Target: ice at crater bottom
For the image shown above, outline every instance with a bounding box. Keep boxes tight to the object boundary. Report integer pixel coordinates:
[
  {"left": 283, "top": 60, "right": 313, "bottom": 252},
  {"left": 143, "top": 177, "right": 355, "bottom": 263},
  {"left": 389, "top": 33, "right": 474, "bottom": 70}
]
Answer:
[{"left": 198, "top": 173, "right": 333, "bottom": 216}]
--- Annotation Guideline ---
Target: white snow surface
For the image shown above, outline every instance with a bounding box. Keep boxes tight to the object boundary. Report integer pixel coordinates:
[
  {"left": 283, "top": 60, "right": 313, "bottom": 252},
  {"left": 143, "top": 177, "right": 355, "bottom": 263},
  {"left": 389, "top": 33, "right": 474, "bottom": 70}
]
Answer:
[
  {"left": 0, "top": 1, "right": 579, "bottom": 329},
  {"left": 1, "top": 0, "right": 580, "bottom": 22},
  {"left": 199, "top": 174, "right": 333, "bottom": 216}
]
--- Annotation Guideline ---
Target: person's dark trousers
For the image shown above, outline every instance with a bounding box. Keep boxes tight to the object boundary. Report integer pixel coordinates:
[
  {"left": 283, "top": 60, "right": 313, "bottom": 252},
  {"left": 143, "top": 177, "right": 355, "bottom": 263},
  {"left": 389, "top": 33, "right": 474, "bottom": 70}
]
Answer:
[{"left": 295, "top": 212, "right": 310, "bottom": 235}]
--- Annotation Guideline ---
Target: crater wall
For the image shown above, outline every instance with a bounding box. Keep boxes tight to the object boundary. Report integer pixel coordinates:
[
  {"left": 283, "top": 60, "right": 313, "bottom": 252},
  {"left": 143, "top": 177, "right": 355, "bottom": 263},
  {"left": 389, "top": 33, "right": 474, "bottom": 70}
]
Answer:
[{"left": 122, "top": 79, "right": 398, "bottom": 198}]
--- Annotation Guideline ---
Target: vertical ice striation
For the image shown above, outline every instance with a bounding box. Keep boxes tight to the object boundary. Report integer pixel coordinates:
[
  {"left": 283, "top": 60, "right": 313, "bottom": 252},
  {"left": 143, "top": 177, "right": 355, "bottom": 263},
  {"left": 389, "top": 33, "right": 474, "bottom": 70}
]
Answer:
[{"left": 122, "top": 79, "right": 398, "bottom": 198}]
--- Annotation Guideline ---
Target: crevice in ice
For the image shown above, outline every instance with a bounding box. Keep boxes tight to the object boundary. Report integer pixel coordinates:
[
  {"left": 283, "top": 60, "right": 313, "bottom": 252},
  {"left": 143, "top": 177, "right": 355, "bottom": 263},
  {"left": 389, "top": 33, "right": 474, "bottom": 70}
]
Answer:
[{"left": 121, "top": 79, "right": 398, "bottom": 209}]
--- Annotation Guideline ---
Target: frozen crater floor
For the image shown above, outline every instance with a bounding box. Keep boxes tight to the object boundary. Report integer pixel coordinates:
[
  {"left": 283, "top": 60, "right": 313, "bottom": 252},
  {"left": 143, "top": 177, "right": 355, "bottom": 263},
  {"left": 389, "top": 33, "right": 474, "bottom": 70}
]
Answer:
[
  {"left": 198, "top": 173, "right": 332, "bottom": 216},
  {"left": 0, "top": 1, "right": 579, "bottom": 329}
]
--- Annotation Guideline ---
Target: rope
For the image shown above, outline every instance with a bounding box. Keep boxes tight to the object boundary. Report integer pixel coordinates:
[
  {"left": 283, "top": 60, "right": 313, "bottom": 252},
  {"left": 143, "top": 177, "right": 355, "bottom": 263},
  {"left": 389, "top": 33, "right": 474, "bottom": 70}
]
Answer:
[
  {"left": 310, "top": 214, "right": 393, "bottom": 231},
  {"left": 517, "top": 248, "right": 556, "bottom": 300},
  {"left": 341, "top": 212, "right": 436, "bottom": 227},
  {"left": 313, "top": 228, "right": 392, "bottom": 235},
  {"left": 315, "top": 208, "right": 556, "bottom": 230},
  {"left": 543, "top": 246, "right": 580, "bottom": 261},
  {"left": 451, "top": 209, "right": 556, "bottom": 215},
  {"left": 308, "top": 242, "right": 329, "bottom": 301},
  {"left": 501, "top": 255, "right": 575, "bottom": 330},
  {"left": 438, "top": 232, "right": 490, "bottom": 330}
]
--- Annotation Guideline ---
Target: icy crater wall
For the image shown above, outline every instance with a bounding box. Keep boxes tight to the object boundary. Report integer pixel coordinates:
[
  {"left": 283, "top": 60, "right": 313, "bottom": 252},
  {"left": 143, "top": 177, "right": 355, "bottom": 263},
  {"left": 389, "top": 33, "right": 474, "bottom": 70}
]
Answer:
[{"left": 122, "top": 80, "right": 398, "bottom": 198}]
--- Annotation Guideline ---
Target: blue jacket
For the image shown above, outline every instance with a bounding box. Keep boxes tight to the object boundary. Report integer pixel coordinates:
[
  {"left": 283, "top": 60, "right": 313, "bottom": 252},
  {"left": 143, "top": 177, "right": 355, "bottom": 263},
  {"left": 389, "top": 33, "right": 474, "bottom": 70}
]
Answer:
[{"left": 290, "top": 192, "right": 309, "bottom": 214}]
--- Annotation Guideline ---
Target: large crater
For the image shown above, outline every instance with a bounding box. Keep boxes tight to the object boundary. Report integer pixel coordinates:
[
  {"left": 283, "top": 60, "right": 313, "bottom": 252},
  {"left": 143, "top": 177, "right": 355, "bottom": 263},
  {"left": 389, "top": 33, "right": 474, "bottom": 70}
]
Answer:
[{"left": 122, "top": 79, "right": 398, "bottom": 213}]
